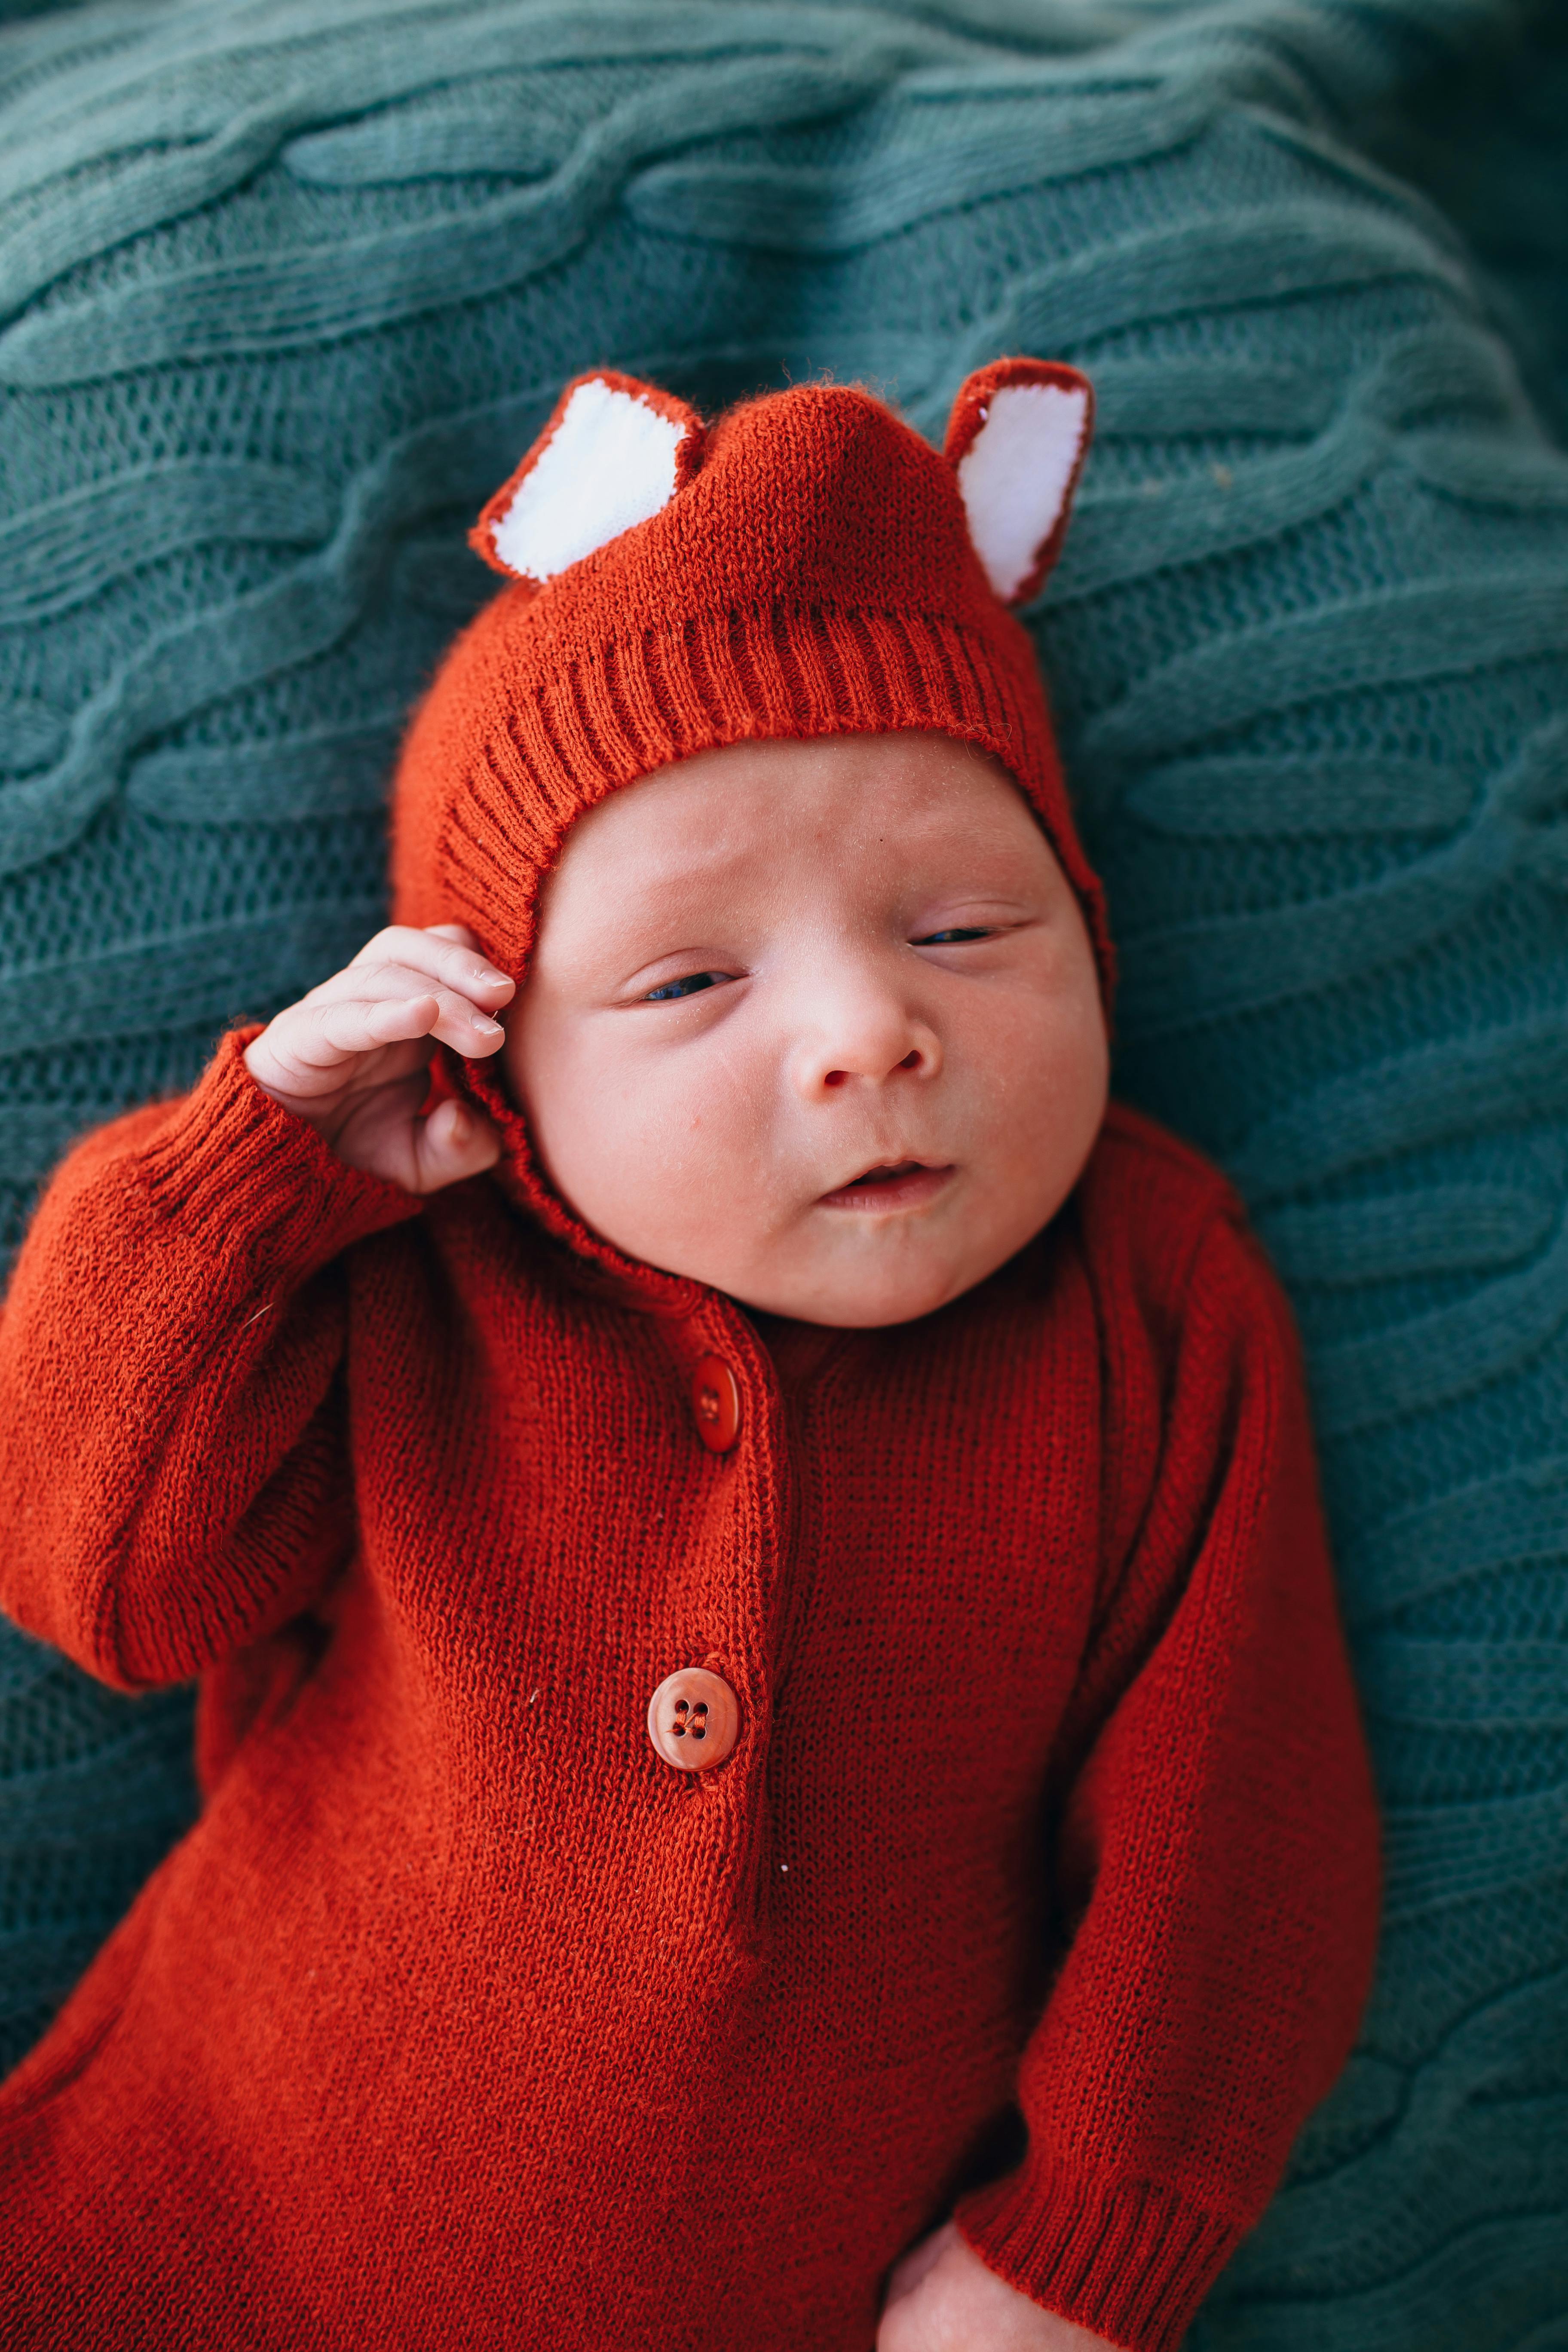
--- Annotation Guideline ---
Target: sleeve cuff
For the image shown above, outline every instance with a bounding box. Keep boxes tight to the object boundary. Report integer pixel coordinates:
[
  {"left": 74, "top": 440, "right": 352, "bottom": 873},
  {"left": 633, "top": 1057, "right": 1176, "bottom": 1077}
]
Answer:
[
  {"left": 957, "top": 2158, "right": 1241, "bottom": 2352},
  {"left": 136, "top": 1025, "right": 423, "bottom": 1276}
]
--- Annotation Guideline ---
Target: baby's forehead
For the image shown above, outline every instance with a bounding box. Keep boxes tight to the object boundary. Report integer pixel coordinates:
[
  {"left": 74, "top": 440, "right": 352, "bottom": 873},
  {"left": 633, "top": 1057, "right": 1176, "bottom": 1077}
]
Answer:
[
  {"left": 564, "top": 730, "right": 1028, "bottom": 851},
  {"left": 533, "top": 732, "right": 1059, "bottom": 942},
  {"left": 554, "top": 733, "right": 1024, "bottom": 867}
]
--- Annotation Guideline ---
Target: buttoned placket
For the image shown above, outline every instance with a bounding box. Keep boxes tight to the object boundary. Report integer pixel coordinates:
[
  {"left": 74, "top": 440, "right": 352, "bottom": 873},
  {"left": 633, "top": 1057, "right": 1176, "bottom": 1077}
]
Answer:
[{"left": 642, "top": 1295, "right": 794, "bottom": 1801}]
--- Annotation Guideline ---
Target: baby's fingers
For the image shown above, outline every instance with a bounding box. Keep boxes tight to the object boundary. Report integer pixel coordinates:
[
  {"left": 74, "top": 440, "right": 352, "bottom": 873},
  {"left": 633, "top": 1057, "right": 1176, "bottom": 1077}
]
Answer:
[
  {"left": 324, "top": 991, "right": 503, "bottom": 1059},
  {"left": 245, "top": 991, "right": 499, "bottom": 1116},
  {"left": 408, "top": 1095, "right": 503, "bottom": 1194},
  {"left": 320, "top": 1072, "right": 502, "bottom": 1193},
  {"left": 277, "top": 986, "right": 500, "bottom": 1077},
  {"left": 345, "top": 924, "right": 514, "bottom": 1014}
]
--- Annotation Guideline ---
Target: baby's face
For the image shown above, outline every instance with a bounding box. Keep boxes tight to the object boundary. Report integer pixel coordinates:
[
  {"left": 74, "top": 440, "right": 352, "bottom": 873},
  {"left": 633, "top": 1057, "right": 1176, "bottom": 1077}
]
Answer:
[{"left": 503, "top": 732, "right": 1108, "bottom": 1327}]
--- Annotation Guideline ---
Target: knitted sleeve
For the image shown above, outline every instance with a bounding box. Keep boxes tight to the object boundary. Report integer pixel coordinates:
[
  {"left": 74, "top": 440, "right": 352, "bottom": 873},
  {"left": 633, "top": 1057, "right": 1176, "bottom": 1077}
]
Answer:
[
  {"left": 956, "top": 1204, "right": 1381, "bottom": 2352},
  {"left": 0, "top": 1029, "right": 421, "bottom": 1692}
]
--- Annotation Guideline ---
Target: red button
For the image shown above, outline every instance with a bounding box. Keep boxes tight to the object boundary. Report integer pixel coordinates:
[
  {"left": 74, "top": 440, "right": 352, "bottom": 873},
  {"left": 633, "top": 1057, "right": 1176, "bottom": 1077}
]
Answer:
[
  {"left": 689, "top": 1354, "right": 741, "bottom": 1452},
  {"left": 647, "top": 1668, "right": 740, "bottom": 1772}
]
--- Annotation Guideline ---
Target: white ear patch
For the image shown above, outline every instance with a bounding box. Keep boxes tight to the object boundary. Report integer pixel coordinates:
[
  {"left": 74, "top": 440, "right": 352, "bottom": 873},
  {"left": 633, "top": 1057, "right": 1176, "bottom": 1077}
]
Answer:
[
  {"left": 955, "top": 377, "right": 1091, "bottom": 604},
  {"left": 484, "top": 377, "right": 695, "bottom": 584}
]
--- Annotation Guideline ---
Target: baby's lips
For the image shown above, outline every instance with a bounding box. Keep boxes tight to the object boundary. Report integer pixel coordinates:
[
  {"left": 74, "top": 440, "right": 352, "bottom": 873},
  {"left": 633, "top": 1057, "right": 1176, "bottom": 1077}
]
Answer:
[
  {"left": 818, "top": 1154, "right": 951, "bottom": 1197},
  {"left": 815, "top": 1158, "right": 958, "bottom": 1209}
]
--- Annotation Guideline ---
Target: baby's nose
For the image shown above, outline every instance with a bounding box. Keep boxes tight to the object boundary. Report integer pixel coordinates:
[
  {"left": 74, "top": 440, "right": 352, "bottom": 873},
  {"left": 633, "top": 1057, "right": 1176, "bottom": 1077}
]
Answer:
[
  {"left": 823, "top": 1045, "right": 923, "bottom": 1090},
  {"left": 792, "top": 994, "right": 942, "bottom": 1097}
]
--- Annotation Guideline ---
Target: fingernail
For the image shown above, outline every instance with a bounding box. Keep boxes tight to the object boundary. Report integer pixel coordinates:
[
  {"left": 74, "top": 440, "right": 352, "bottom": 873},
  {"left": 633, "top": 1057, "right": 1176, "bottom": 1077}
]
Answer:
[
  {"left": 477, "top": 965, "right": 508, "bottom": 986},
  {"left": 471, "top": 1014, "right": 502, "bottom": 1034},
  {"left": 448, "top": 1106, "right": 471, "bottom": 1144}
]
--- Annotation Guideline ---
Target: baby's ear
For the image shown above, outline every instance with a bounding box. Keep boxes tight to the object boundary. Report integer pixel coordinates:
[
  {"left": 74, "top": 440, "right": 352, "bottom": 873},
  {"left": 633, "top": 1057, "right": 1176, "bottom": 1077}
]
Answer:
[
  {"left": 471, "top": 371, "right": 706, "bottom": 585},
  {"left": 944, "top": 358, "right": 1094, "bottom": 606}
]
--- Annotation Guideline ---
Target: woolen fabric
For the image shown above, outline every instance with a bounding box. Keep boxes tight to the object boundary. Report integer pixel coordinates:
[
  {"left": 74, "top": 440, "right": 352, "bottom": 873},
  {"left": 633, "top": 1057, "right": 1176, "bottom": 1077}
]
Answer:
[
  {"left": 0, "top": 1030, "right": 1378, "bottom": 2351},
  {"left": 3, "top": 5, "right": 1564, "bottom": 2343},
  {"left": 389, "top": 374, "right": 1114, "bottom": 1001}
]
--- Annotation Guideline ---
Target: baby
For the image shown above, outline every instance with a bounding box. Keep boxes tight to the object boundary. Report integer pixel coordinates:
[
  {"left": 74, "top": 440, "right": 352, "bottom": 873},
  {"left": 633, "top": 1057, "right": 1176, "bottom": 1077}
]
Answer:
[{"left": 0, "top": 363, "right": 1379, "bottom": 2352}]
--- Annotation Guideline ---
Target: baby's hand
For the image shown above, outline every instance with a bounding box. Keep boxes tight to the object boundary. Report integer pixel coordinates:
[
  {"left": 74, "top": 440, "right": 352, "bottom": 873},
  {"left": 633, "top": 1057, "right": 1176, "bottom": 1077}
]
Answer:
[
  {"left": 879, "top": 2222, "right": 1120, "bottom": 2352},
  {"left": 243, "top": 924, "right": 515, "bottom": 1194}
]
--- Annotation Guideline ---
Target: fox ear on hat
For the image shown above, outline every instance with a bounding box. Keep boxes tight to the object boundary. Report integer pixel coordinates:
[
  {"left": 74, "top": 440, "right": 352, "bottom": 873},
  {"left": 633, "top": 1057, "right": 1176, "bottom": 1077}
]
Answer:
[
  {"left": 471, "top": 370, "right": 706, "bottom": 585},
  {"left": 945, "top": 358, "right": 1094, "bottom": 606}
]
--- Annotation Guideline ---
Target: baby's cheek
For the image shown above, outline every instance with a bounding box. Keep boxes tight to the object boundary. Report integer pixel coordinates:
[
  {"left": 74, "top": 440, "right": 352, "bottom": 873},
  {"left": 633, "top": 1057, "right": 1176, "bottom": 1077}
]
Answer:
[
  {"left": 555, "top": 1038, "right": 773, "bottom": 1267},
  {"left": 1040, "top": 991, "right": 1110, "bottom": 1136},
  {"left": 966, "top": 965, "right": 1102, "bottom": 1097},
  {"left": 974, "top": 985, "right": 1108, "bottom": 1213}
]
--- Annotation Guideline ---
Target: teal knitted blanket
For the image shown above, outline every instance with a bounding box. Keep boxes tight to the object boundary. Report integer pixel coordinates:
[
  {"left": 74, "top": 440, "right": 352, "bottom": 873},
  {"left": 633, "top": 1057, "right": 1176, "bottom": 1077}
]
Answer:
[{"left": 1, "top": 2, "right": 1565, "bottom": 2343}]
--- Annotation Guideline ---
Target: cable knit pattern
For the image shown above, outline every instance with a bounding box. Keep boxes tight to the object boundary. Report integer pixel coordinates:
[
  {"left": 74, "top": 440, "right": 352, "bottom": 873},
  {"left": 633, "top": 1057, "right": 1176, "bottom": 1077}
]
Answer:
[
  {"left": 0, "top": 0, "right": 1565, "bottom": 2344},
  {"left": 0, "top": 1051, "right": 1378, "bottom": 2350}
]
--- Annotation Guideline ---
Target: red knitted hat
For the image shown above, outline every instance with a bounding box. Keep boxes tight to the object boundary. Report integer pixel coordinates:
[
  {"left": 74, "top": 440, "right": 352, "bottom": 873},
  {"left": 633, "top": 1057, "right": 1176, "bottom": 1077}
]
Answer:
[
  {"left": 391, "top": 358, "right": 1107, "bottom": 985},
  {"left": 389, "top": 359, "right": 1108, "bottom": 1278}
]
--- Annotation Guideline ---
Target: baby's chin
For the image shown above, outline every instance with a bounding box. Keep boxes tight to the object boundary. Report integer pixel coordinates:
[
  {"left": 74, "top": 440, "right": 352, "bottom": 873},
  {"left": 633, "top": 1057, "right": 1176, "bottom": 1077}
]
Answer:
[
  {"left": 733, "top": 1277, "right": 972, "bottom": 1330},
  {"left": 579, "top": 1156, "right": 1081, "bottom": 1329},
  {"left": 671, "top": 1212, "right": 1038, "bottom": 1330}
]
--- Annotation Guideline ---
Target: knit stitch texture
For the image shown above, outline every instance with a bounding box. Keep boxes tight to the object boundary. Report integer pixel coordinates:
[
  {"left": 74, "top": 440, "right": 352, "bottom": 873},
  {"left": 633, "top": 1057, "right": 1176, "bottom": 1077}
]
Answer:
[
  {"left": 0, "top": 1040, "right": 1379, "bottom": 2349},
  {"left": 391, "top": 368, "right": 1112, "bottom": 1004},
  {"left": 0, "top": 0, "right": 1565, "bottom": 2344}
]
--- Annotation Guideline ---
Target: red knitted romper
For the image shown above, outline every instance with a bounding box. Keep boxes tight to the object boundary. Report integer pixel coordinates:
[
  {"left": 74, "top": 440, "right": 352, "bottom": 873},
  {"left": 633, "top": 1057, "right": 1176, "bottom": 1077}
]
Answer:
[{"left": 0, "top": 365, "right": 1379, "bottom": 2352}]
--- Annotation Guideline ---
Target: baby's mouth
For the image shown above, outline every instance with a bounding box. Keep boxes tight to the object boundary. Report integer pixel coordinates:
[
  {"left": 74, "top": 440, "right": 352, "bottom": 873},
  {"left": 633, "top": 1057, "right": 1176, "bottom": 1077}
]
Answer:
[{"left": 817, "top": 1159, "right": 956, "bottom": 1213}]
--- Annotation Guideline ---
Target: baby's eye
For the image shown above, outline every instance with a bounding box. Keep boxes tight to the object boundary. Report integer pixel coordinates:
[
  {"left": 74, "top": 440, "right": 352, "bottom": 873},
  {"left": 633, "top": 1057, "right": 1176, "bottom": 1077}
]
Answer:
[
  {"left": 913, "top": 926, "right": 993, "bottom": 945},
  {"left": 645, "top": 972, "right": 723, "bottom": 1002}
]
